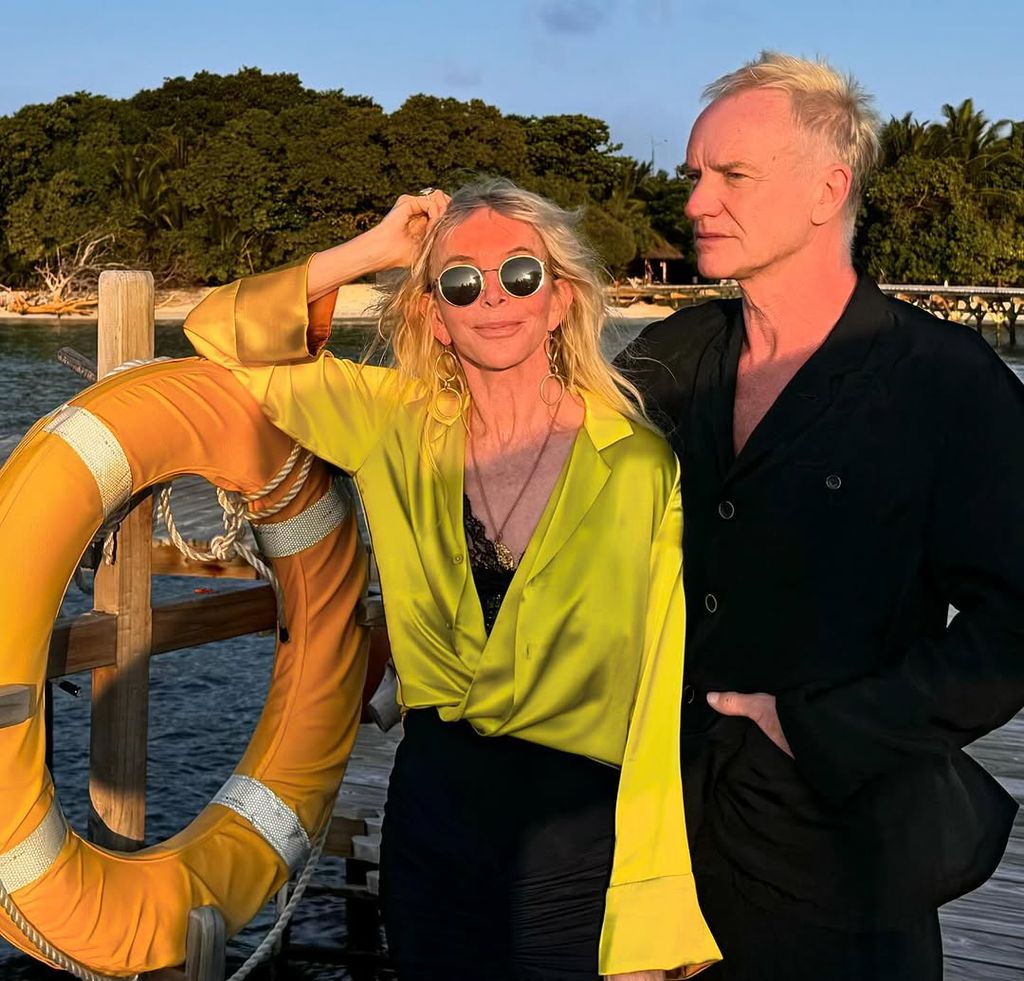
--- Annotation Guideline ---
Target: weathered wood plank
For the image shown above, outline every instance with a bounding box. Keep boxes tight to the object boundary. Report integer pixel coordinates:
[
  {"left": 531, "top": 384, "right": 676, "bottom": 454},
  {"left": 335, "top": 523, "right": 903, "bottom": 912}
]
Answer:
[
  {"left": 940, "top": 712, "right": 1024, "bottom": 976},
  {"left": 144, "top": 906, "right": 226, "bottom": 981},
  {"left": 184, "top": 906, "right": 226, "bottom": 981},
  {"left": 48, "top": 586, "right": 278, "bottom": 679},
  {"left": 151, "top": 540, "right": 259, "bottom": 579},
  {"left": 150, "top": 585, "right": 277, "bottom": 655},
  {"left": 944, "top": 957, "right": 1024, "bottom": 981},
  {"left": 334, "top": 782, "right": 391, "bottom": 814},
  {"left": 352, "top": 833, "right": 381, "bottom": 864},
  {"left": 943, "top": 926, "right": 1024, "bottom": 966},
  {"left": 941, "top": 905, "right": 1024, "bottom": 938},
  {"left": 324, "top": 812, "right": 368, "bottom": 859},
  {"left": 89, "top": 270, "right": 155, "bottom": 852},
  {"left": 48, "top": 611, "right": 117, "bottom": 677}
]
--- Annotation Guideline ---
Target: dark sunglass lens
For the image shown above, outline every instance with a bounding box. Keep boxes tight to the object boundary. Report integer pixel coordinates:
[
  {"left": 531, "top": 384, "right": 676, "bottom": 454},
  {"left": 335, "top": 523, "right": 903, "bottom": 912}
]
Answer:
[
  {"left": 439, "top": 266, "right": 482, "bottom": 306},
  {"left": 500, "top": 257, "right": 544, "bottom": 297}
]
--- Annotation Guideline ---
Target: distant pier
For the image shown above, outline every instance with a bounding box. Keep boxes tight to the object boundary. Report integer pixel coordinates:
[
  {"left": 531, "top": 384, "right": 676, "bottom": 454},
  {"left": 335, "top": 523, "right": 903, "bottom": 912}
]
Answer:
[{"left": 607, "top": 283, "right": 1024, "bottom": 345}]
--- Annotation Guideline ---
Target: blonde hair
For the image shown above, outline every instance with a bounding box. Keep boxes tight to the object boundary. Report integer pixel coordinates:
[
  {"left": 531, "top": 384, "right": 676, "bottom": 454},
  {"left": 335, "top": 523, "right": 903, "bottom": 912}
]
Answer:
[
  {"left": 704, "top": 51, "right": 881, "bottom": 227},
  {"left": 371, "top": 177, "right": 649, "bottom": 437}
]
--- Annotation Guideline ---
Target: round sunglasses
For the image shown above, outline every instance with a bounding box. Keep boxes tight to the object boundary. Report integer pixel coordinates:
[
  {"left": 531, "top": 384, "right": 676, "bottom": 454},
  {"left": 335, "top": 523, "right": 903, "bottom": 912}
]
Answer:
[{"left": 434, "top": 255, "right": 546, "bottom": 307}]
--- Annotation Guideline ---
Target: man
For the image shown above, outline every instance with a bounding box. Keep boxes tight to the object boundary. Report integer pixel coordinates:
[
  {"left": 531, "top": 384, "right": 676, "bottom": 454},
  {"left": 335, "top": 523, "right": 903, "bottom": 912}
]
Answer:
[{"left": 621, "top": 52, "right": 1024, "bottom": 980}]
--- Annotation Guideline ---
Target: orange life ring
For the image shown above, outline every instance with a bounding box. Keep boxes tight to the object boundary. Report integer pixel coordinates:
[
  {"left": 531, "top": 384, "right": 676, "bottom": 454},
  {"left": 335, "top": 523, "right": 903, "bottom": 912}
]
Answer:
[{"left": 0, "top": 358, "right": 368, "bottom": 975}]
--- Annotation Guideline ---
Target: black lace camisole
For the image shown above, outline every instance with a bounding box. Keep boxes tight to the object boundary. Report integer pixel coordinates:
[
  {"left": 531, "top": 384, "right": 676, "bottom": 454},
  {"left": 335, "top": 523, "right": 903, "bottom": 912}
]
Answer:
[{"left": 463, "top": 494, "right": 516, "bottom": 634}]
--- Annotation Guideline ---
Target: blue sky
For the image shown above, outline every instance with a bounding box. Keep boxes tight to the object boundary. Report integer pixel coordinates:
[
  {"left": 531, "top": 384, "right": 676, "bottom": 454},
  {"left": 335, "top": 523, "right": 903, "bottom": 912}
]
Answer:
[{"left": 2, "top": 0, "right": 1022, "bottom": 172}]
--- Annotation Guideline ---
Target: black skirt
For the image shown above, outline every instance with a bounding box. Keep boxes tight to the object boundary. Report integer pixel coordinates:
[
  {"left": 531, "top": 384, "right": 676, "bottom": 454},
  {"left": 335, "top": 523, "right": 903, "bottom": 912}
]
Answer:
[{"left": 379, "top": 709, "right": 620, "bottom": 980}]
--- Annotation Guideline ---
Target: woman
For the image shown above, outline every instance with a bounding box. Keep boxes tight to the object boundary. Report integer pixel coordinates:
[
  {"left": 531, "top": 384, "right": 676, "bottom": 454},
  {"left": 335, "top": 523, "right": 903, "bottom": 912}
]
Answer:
[{"left": 185, "top": 179, "right": 718, "bottom": 980}]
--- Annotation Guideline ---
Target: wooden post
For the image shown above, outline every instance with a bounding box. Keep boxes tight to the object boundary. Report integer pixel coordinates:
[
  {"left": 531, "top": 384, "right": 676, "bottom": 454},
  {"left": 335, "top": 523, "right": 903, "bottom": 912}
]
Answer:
[
  {"left": 185, "top": 907, "right": 226, "bottom": 981},
  {"left": 1008, "top": 299, "right": 1020, "bottom": 348},
  {"left": 143, "top": 907, "right": 226, "bottom": 981},
  {"left": 88, "top": 270, "right": 155, "bottom": 851}
]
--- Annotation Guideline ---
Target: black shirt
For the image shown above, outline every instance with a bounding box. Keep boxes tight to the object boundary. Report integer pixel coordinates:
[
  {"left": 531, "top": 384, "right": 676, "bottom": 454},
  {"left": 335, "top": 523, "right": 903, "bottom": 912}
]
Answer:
[{"left": 622, "top": 272, "right": 1024, "bottom": 926}]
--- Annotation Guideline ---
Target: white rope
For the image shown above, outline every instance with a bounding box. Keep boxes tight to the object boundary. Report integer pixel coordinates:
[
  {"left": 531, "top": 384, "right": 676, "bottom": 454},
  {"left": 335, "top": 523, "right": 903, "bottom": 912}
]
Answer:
[
  {"left": 225, "top": 815, "right": 331, "bottom": 981},
  {"left": 93, "top": 361, "right": 313, "bottom": 570},
  {"left": 0, "top": 878, "right": 137, "bottom": 981},
  {"left": 155, "top": 445, "right": 315, "bottom": 639}
]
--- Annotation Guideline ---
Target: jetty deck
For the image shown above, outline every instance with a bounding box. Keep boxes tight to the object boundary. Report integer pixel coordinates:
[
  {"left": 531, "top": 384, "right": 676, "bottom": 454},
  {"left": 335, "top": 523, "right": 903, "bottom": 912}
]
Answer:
[
  {"left": 941, "top": 713, "right": 1024, "bottom": 979},
  {"left": 333, "top": 713, "right": 1024, "bottom": 980}
]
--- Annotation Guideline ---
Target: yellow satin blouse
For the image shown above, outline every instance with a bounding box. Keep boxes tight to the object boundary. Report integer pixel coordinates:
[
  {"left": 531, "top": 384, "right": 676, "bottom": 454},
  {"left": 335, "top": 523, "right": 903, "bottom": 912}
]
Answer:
[{"left": 184, "top": 260, "right": 719, "bottom": 977}]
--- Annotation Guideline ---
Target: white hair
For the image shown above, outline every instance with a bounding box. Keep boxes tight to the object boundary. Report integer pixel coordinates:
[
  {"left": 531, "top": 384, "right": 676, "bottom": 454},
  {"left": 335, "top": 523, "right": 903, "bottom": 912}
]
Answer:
[{"left": 704, "top": 51, "right": 882, "bottom": 230}]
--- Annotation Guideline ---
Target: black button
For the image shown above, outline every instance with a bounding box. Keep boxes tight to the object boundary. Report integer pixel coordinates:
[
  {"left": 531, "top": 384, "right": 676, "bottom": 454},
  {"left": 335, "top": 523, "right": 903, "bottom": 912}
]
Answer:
[
  {"left": 718, "top": 500, "right": 735, "bottom": 520},
  {"left": 825, "top": 474, "right": 842, "bottom": 491},
  {"left": 683, "top": 684, "right": 696, "bottom": 705},
  {"left": 704, "top": 593, "right": 718, "bottom": 613}
]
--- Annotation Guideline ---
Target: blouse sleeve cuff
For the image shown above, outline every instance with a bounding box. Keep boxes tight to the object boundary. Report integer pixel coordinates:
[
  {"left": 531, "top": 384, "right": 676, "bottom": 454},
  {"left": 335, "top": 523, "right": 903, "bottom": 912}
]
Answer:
[
  {"left": 230, "top": 258, "right": 333, "bottom": 365},
  {"left": 306, "top": 289, "right": 338, "bottom": 355},
  {"left": 599, "top": 874, "right": 721, "bottom": 978}
]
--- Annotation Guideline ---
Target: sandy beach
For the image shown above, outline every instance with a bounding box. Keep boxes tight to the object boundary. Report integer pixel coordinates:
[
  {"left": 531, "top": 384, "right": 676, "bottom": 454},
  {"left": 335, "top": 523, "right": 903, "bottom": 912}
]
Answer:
[{"left": 0, "top": 283, "right": 675, "bottom": 325}]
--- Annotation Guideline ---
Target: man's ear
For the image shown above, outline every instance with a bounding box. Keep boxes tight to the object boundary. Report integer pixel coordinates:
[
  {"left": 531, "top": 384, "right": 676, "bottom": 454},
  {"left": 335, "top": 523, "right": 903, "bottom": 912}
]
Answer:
[{"left": 811, "top": 162, "right": 852, "bottom": 226}]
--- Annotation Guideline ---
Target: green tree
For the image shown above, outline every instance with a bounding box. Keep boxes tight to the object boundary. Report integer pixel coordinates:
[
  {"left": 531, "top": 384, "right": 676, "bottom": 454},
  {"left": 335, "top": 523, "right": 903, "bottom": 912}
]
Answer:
[
  {"left": 643, "top": 167, "right": 696, "bottom": 271},
  {"left": 879, "top": 112, "right": 941, "bottom": 167},
  {"left": 5, "top": 170, "right": 109, "bottom": 262},
  {"left": 861, "top": 100, "right": 1024, "bottom": 285},
  {"left": 0, "top": 93, "right": 127, "bottom": 217},
  {"left": 384, "top": 95, "right": 529, "bottom": 192},
  {"left": 512, "top": 113, "right": 623, "bottom": 199},
  {"left": 581, "top": 205, "right": 636, "bottom": 277},
  {"left": 931, "top": 98, "right": 1011, "bottom": 173},
  {"left": 127, "top": 68, "right": 319, "bottom": 141},
  {"left": 861, "top": 155, "right": 1022, "bottom": 284},
  {"left": 110, "top": 129, "right": 190, "bottom": 239},
  {"left": 173, "top": 108, "right": 292, "bottom": 280}
]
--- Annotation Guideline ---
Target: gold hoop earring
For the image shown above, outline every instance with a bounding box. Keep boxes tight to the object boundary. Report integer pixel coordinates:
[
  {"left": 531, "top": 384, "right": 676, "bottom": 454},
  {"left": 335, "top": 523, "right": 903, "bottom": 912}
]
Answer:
[
  {"left": 433, "top": 345, "right": 465, "bottom": 420},
  {"left": 540, "top": 331, "right": 566, "bottom": 407}
]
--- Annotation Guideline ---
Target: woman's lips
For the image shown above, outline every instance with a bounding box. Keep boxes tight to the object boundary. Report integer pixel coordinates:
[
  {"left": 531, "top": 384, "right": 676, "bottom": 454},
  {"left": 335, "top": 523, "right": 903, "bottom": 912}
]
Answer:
[{"left": 474, "top": 320, "right": 523, "bottom": 335}]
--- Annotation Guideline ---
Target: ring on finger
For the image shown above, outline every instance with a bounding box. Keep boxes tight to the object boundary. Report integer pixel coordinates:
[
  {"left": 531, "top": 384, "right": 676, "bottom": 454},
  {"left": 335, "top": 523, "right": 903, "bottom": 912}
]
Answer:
[{"left": 418, "top": 186, "right": 436, "bottom": 196}]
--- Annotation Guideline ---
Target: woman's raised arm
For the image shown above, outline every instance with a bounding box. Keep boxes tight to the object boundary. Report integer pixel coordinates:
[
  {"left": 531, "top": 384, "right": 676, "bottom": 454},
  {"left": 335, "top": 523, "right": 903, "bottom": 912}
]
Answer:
[
  {"left": 308, "top": 190, "right": 450, "bottom": 300},
  {"left": 183, "top": 191, "right": 450, "bottom": 473}
]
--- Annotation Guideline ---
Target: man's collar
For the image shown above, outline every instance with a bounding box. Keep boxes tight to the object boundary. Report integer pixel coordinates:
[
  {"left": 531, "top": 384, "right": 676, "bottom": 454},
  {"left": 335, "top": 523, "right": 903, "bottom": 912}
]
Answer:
[{"left": 794, "top": 268, "right": 890, "bottom": 389}]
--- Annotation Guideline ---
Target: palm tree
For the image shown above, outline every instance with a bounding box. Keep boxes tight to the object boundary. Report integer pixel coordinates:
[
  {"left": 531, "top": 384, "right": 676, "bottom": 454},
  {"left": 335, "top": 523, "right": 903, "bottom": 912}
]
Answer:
[
  {"left": 603, "top": 159, "right": 664, "bottom": 254},
  {"left": 930, "top": 99, "right": 1011, "bottom": 180},
  {"left": 880, "top": 113, "right": 939, "bottom": 166},
  {"left": 110, "top": 129, "right": 190, "bottom": 237}
]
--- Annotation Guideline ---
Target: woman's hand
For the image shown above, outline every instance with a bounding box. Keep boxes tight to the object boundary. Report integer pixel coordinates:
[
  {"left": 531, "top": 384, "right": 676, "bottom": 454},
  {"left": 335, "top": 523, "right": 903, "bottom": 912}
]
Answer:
[
  {"left": 363, "top": 189, "right": 451, "bottom": 271},
  {"left": 308, "top": 189, "right": 450, "bottom": 300}
]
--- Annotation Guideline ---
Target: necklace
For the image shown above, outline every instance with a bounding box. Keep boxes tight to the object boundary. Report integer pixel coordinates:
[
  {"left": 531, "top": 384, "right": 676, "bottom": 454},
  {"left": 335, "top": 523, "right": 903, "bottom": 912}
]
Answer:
[{"left": 468, "top": 403, "right": 560, "bottom": 572}]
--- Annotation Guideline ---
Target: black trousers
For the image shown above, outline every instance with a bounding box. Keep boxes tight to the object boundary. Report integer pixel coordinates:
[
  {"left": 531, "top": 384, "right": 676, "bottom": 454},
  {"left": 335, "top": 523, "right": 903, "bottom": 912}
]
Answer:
[
  {"left": 379, "top": 710, "right": 619, "bottom": 980},
  {"left": 695, "top": 874, "right": 943, "bottom": 981}
]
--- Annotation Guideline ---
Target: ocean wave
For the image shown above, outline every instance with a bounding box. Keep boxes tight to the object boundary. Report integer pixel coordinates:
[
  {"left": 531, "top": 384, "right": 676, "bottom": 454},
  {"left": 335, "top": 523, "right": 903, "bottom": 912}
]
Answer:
[{"left": 0, "top": 430, "right": 27, "bottom": 463}]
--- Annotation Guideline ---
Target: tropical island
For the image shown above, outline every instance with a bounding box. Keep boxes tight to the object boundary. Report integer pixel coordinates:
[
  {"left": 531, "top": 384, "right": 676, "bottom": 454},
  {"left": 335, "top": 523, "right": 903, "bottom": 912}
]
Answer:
[{"left": 0, "top": 68, "right": 1021, "bottom": 317}]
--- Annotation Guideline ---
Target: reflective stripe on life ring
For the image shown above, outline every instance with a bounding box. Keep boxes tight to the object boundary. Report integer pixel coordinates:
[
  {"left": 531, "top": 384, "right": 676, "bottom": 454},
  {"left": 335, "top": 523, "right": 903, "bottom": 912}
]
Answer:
[
  {"left": 0, "top": 800, "right": 67, "bottom": 895},
  {"left": 43, "top": 406, "right": 132, "bottom": 521},
  {"left": 211, "top": 775, "right": 310, "bottom": 874},
  {"left": 252, "top": 476, "right": 352, "bottom": 559}
]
